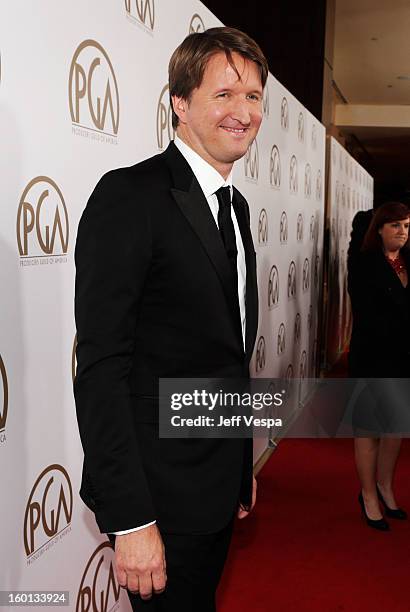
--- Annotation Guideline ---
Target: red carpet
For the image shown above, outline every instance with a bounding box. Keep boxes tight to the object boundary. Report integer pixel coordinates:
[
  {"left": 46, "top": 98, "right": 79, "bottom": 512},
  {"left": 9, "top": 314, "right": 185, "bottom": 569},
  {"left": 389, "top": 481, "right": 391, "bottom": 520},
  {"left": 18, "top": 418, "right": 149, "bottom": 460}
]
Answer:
[{"left": 217, "top": 439, "right": 410, "bottom": 612}]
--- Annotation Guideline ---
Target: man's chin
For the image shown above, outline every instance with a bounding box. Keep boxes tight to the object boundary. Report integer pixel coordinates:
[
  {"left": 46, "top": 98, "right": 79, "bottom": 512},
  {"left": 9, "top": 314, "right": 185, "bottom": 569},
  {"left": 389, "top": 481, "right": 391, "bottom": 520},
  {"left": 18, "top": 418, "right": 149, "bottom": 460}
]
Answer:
[{"left": 224, "top": 144, "right": 252, "bottom": 163}]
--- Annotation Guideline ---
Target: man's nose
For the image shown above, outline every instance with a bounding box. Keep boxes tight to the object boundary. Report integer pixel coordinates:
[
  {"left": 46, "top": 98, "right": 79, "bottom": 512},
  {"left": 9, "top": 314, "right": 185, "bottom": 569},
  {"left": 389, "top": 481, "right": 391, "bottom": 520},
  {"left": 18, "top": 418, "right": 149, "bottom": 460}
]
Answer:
[{"left": 230, "top": 98, "right": 252, "bottom": 125}]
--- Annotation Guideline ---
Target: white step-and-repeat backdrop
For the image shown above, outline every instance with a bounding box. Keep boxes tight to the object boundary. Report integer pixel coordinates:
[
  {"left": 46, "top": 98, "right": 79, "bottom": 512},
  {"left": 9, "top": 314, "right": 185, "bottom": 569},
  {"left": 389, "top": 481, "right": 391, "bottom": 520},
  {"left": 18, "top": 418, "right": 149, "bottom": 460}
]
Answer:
[
  {"left": 1, "top": 1, "right": 325, "bottom": 607},
  {"left": 324, "top": 137, "right": 373, "bottom": 369},
  {"left": 246, "top": 81, "right": 325, "bottom": 455}
]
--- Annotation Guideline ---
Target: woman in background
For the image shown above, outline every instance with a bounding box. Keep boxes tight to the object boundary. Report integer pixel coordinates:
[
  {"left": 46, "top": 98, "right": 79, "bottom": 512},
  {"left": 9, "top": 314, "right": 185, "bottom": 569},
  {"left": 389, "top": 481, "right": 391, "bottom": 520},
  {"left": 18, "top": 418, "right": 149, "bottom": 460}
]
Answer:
[{"left": 348, "top": 201, "right": 410, "bottom": 530}]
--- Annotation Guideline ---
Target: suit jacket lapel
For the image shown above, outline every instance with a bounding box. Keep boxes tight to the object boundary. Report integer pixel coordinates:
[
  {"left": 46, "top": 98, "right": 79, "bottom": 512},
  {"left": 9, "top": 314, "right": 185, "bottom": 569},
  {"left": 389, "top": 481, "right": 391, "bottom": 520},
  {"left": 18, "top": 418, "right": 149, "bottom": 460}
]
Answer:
[
  {"left": 374, "top": 249, "right": 407, "bottom": 291},
  {"left": 164, "top": 143, "right": 243, "bottom": 343},
  {"left": 232, "top": 187, "right": 259, "bottom": 361},
  {"left": 369, "top": 250, "right": 410, "bottom": 316}
]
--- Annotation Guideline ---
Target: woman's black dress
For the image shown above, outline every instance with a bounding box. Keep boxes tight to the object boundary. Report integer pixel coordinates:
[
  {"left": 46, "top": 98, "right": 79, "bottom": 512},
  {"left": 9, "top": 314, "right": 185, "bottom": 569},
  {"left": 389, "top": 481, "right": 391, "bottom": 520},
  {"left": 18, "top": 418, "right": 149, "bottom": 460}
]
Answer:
[{"left": 348, "top": 248, "right": 410, "bottom": 434}]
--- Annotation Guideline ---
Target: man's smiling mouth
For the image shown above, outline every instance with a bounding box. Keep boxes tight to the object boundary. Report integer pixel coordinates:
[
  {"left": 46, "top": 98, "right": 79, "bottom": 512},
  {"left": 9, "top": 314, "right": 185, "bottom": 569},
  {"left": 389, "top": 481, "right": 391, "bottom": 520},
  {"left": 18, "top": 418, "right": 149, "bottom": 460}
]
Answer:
[{"left": 220, "top": 126, "right": 248, "bottom": 133}]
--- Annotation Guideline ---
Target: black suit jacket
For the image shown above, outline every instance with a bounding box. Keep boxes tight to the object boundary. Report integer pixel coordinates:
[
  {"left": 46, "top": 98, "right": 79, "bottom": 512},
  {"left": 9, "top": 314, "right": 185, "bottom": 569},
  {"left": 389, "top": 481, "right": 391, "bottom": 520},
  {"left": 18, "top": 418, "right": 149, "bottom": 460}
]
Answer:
[
  {"left": 348, "top": 248, "right": 410, "bottom": 377},
  {"left": 74, "top": 142, "right": 258, "bottom": 534}
]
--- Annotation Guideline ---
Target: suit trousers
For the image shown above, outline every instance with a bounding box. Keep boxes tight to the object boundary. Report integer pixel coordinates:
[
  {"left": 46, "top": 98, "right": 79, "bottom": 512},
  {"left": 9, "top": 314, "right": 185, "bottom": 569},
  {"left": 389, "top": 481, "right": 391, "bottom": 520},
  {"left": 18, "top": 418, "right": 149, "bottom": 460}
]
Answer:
[{"left": 109, "top": 517, "right": 234, "bottom": 612}]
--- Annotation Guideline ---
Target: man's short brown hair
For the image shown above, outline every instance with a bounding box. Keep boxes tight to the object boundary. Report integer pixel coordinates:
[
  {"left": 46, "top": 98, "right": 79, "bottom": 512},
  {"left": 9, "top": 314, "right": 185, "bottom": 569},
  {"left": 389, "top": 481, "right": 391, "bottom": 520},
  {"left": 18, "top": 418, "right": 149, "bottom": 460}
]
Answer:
[{"left": 169, "top": 27, "right": 269, "bottom": 129}]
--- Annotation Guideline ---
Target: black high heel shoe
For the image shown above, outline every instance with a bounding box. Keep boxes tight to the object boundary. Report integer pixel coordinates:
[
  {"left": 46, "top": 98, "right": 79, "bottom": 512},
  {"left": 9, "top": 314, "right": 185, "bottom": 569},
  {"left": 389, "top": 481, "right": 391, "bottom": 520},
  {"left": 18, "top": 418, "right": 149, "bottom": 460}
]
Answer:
[
  {"left": 358, "top": 492, "right": 390, "bottom": 531},
  {"left": 377, "top": 485, "right": 407, "bottom": 520}
]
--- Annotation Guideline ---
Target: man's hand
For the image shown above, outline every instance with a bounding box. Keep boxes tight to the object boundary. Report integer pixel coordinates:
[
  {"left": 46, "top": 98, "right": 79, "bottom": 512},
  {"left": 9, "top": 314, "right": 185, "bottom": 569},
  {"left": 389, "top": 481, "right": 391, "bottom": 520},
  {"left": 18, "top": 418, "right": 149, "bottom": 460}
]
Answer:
[
  {"left": 237, "top": 476, "right": 257, "bottom": 519},
  {"left": 114, "top": 524, "right": 166, "bottom": 600}
]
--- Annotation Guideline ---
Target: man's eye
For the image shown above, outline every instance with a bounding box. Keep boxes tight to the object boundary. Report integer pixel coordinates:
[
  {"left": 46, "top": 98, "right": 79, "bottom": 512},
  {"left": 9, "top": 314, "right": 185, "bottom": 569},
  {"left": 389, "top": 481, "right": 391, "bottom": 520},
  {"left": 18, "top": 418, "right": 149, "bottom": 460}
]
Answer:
[{"left": 248, "top": 94, "right": 260, "bottom": 101}]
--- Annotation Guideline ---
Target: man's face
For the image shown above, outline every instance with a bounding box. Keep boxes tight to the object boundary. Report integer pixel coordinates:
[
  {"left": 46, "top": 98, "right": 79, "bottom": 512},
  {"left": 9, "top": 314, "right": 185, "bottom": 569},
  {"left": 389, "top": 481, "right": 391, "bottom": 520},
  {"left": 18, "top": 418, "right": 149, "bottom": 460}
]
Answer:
[{"left": 173, "top": 52, "right": 263, "bottom": 178}]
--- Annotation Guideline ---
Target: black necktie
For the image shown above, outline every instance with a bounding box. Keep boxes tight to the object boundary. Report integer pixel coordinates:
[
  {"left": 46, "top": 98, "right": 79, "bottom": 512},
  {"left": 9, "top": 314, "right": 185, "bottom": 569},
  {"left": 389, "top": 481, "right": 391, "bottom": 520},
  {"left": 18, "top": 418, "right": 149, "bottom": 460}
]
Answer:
[{"left": 215, "top": 187, "right": 238, "bottom": 289}]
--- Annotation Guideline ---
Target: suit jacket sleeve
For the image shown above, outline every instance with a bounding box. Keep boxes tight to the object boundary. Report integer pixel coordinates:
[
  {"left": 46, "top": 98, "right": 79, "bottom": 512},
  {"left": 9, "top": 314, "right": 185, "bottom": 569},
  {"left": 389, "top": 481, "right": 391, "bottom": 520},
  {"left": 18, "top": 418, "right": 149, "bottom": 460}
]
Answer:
[
  {"left": 347, "top": 211, "right": 372, "bottom": 295},
  {"left": 74, "top": 169, "right": 156, "bottom": 533}
]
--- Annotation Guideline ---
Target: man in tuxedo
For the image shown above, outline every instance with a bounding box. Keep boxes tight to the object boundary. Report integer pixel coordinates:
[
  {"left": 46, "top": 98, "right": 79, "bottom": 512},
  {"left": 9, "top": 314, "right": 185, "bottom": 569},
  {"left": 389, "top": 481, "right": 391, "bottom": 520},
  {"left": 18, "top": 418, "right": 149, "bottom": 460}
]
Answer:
[{"left": 74, "top": 27, "right": 268, "bottom": 611}]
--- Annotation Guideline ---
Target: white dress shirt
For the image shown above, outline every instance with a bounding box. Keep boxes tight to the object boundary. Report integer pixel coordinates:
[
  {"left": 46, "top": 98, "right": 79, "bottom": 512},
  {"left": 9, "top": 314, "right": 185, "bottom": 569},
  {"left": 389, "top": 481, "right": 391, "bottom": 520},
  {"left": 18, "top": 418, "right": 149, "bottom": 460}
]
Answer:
[{"left": 112, "top": 137, "right": 247, "bottom": 536}]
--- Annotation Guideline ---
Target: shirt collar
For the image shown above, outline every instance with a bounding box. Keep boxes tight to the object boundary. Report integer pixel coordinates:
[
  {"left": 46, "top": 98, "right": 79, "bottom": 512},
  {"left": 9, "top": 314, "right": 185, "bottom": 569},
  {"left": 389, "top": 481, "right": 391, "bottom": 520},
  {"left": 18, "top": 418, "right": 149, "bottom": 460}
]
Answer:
[{"left": 174, "top": 136, "right": 233, "bottom": 198}]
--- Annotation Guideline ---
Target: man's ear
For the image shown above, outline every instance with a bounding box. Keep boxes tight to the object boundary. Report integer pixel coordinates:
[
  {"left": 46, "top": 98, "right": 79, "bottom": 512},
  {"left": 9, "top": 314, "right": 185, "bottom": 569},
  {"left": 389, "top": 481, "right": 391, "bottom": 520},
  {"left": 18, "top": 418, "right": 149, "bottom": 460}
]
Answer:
[{"left": 172, "top": 95, "right": 188, "bottom": 125}]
